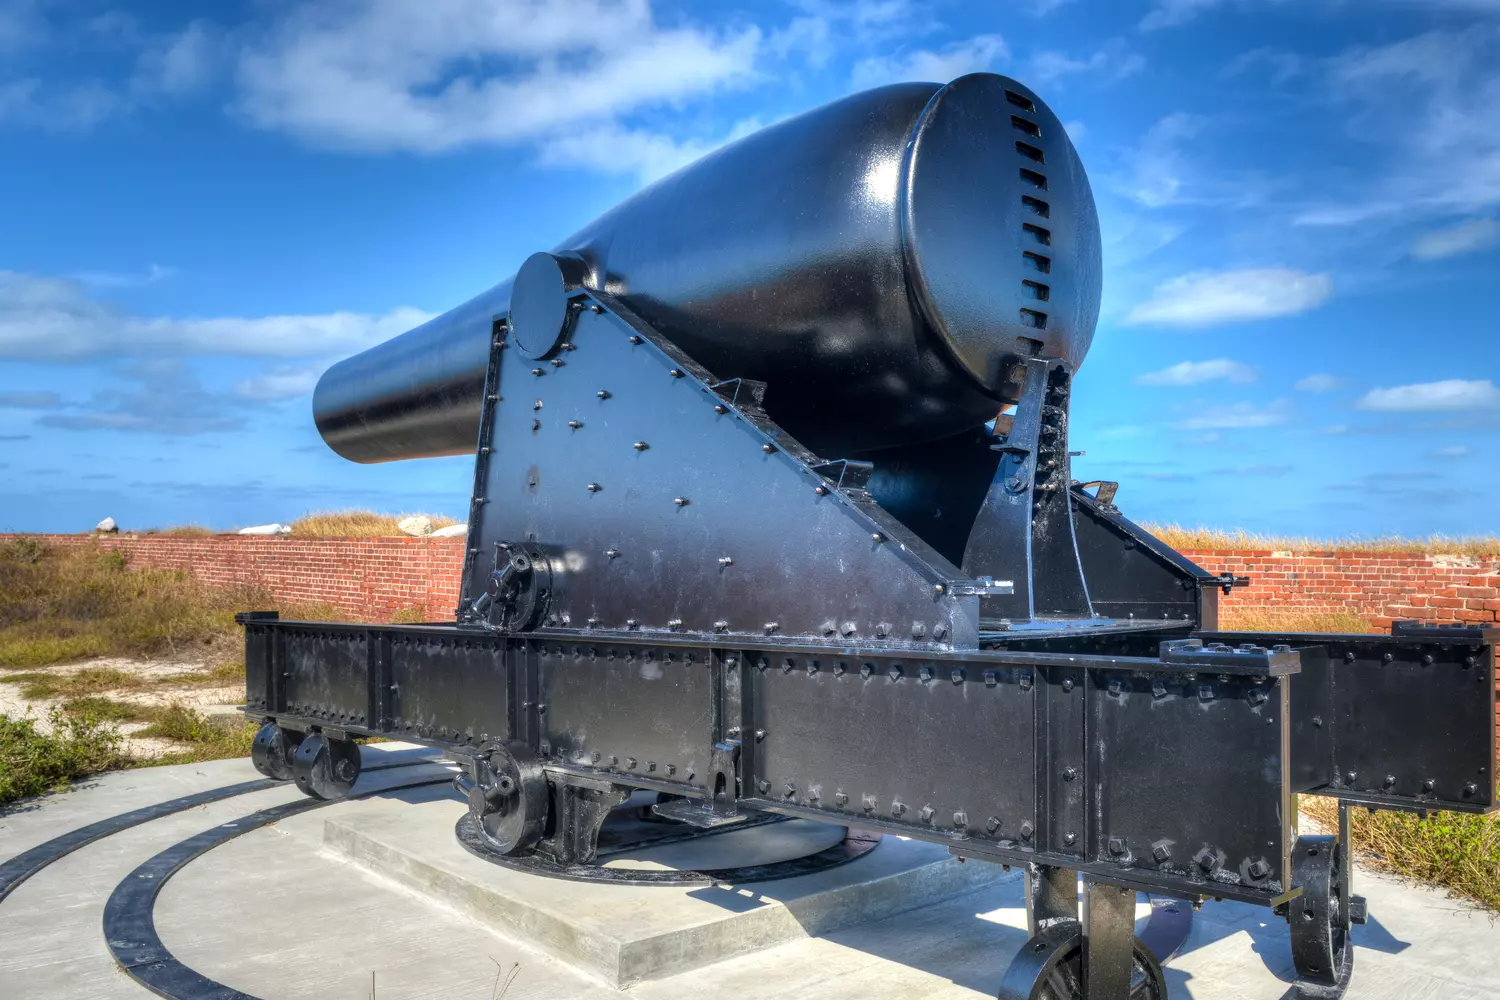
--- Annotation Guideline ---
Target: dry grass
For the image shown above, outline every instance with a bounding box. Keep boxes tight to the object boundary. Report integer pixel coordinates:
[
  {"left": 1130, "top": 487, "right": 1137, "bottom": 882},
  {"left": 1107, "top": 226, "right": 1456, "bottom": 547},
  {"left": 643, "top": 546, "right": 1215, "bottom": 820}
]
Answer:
[
  {"left": 5, "top": 667, "right": 148, "bottom": 700},
  {"left": 1219, "top": 609, "right": 1375, "bottom": 635},
  {"left": 1144, "top": 523, "right": 1500, "bottom": 558},
  {"left": 289, "top": 509, "right": 459, "bottom": 537},
  {"left": 0, "top": 537, "right": 342, "bottom": 670},
  {"left": 133, "top": 704, "right": 258, "bottom": 764},
  {"left": 153, "top": 525, "right": 216, "bottom": 537}
]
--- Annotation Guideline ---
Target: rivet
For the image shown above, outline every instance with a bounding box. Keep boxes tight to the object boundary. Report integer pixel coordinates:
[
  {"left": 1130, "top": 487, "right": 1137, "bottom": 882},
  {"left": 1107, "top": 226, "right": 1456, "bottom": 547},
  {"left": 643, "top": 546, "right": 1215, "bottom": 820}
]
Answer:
[
  {"left": 1464, "top": 782, "right": 1478, "bottom": 797},
  {"left": 1062, "top": 766, "right": 1078, "bottom": 781},
  {"left": 713, "top": 620, "right": 729, "bottom": 632},
  {"left": 667, "top": 618, "right": 683, "bottom": 630},
  {"left": 669, "top": 368, "right": 684, "bottom": 378},
  {"left": 551, "top": 358, "right": 564, "bottom": 367},
  {"left": 633, "top": 441, "right": 648, "bottom": 450},
  {"left": 764, "top": 621, "right": 779, "bottom": 633},
  {"left": 934, "top": 584, "right": 946, "bottom": 595},
  {"left": 1062, "top": 678, "right": 1074, "bottom": 692},
  {"left": 1422, "top": 654, "right": 1434, "bottom": 666},
  {"left": 628, "top": 335, "right": 642, "bottom": 344},
  {"left": 719, "top": 556, "right": 733, "bottom": 566},
  {"left": 763, "top": 443, "right": 776, "bottom": 453},
  {"left": 673, "top": 497, "right": 689, "bottom": 506},
  {"left": 755, "top": 728, "right": 766, "bottom": 742},
  {"left": 606, "top": 548, "right": 620, "bottom": 559},
  {"left": 586, "top": 483, "right": 601, "bottom": 492},
  {"left": 714, "top": 404, "right": 728, "bottom": 414},
  {"left": 1345, "top": 770, "right": 1358, "bottom": 785},
  {"left": 872, "top": 532, "right": 884, "bottom": 542},
  {"left": 533, "top": 399, "right": 543, "bottom": 410},
  {"left": 814, "top": 486, "right": 829, "bottom": 496},
  {"left": 531, "top": 368, "right": 544, "bottom": 376},
  {"left": 1423, "top": 778, "right": 1435, "bottom": 792},
  {"left": 1064, "top": 831, "right": 1077, "bottom": 846},
  {"left": 626, "top": 618, "right": 639, "bottom": 629},
  {"left": 597, "top": 390, "right": 611, "bottom": 399}
]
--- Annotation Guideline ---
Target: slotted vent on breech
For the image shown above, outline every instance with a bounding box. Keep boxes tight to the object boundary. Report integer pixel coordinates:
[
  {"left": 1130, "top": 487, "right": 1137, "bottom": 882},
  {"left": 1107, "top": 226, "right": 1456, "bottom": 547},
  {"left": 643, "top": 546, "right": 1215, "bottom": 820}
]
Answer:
[{"left": 1009, "top": 90, "right": 1051, "bottom": 344}]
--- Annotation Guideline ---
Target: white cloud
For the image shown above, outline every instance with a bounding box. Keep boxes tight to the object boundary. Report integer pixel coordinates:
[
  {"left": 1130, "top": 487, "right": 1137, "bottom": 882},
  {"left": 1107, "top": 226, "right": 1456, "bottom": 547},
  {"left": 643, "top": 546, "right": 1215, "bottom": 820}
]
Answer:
[
  {"left": 1296, "top": 28, "right": 1500, "bottom": 227},
  {"left": 0, "top": 271, "right": 431, "bottom": 361},
  {"left": 1173, "top": 400, "right": 1291, "bottom": 431},
  {"left": 1432, "top": 444, "right": 1471, "bottom": 457},
  {"left": 1125, "top": 268, "right": 1331, "bottom": 327},
  {"left": 537, "top": 116, "right": 764, "bottom": 184},
  {"left": 1295, "top": 373, "right": 1344, "bottom": 392},
  {"left": 234, "top": 365, "right": 324, "bottom": 401},
  {"left": 1412, "top": 218, "right": 1500, "bottom": 260},
  {"left": 234, "top": 0, "right": 761, "bottom": 154},
  {"left": 1110, "top": 114, "right": 1202, "bottom": 209},
  {"left": 849, "top": 34, "right": 1009, "bottom": 90},
  {"left": 1358, "top": 379, "right": 1500, "bottom": 412},
  {"left": 69, "top": 264, "right": 178, "bottom": 288},
  {"left": 1140, "top": 0, "right": 1225, "bottom": 30},
  {"left": 1027, "top": 41, "right": 1144, "bottom": 86},
  {"left": 1137, "top": 359, "right": 1257, "bottom": 386}
]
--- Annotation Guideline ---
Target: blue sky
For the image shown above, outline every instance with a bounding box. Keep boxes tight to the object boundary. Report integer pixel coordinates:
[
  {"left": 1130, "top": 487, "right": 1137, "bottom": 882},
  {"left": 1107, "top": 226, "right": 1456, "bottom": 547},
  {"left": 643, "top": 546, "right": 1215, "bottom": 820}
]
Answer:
[{"left": 1, "top": 0, "right": 1497, "bottom": 537}]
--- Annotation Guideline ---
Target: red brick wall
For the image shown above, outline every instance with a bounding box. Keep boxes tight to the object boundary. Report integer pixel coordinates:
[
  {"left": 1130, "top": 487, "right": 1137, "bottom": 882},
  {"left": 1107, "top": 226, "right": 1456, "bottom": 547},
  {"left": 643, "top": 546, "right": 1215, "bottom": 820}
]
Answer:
[
  {"left": 21, "top": 533, "right": 467, "bottom": 623},
  {"left": 1180, "top": 549, "right": 1500, "bottom": 626},
  {"left": 10, "top": 534, "right": 1500, "bottom": 628}
]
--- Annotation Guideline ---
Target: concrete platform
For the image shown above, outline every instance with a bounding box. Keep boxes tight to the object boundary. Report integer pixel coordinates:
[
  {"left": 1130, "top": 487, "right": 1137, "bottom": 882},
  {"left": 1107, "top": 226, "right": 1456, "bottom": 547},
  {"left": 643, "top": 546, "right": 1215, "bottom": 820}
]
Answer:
[
  {"left": 322, "top": 784, "right": 1012, "bottom": 986},
  {"left": 1, "top": 748, "right": 1498, "bottom": 999}
]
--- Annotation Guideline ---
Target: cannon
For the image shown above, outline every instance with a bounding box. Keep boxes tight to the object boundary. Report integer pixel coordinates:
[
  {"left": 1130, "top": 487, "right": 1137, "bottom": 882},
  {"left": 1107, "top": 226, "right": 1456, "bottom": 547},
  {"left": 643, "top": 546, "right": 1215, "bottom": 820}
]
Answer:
[{"left": 238, "top": 73, "right": 1496, "bottom": 999}]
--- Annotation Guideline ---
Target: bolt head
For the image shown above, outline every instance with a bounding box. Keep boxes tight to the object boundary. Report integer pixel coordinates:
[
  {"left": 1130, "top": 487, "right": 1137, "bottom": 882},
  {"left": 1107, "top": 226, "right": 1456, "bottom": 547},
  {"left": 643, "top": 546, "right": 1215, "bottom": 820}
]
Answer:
[
  {"left": 840, "top": 621, "right": 856, "bottom": 637},
  {"left": 834, "top": 791, "right": 849, "bottom": 806},
  {"left": 919, "top": 805, "right": 935, "bottom": 823},
  {"left": 783, "top": 782, "right": 796, "bottom": 798},
  {"left": 1152, "top": 843, "right": 1171, "bottom": 863},
  {"left": 1019, "top": 821, "right": 1034, "bottom": 840},
  {"left": 953, "top": 811, "right": 969, "bottom": 828},
  {"left": 986, "top": 816, "right": 1001, "bottom": 834},
  {"left": 1248, "top": 859, "right": 1271, "bottom": 880},
  {"left": 757, "top": 779, "right": 771, "bottom": 794},
  {"left": 1108, "top": 837, "right": 1126, "bottom": 856}
]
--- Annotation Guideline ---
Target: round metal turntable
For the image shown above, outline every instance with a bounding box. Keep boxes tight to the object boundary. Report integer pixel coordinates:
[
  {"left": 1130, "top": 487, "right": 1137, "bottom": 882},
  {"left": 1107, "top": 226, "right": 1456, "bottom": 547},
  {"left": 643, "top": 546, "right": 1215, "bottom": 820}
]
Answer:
[{"left": 456, "top": 790, "right": 881, "bottom": 887}]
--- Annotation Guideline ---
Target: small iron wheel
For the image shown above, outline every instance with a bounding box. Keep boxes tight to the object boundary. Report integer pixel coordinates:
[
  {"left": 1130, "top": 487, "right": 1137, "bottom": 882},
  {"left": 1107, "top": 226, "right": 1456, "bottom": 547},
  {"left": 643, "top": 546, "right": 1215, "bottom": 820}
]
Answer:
[
  {"left": 290, "top": 733, "right": 361, "bottom": 800},
  {"left": 998, "top": 921, "right": 1167, "bottom": 1000},
  {"left": 250, "top": 722, "right": 302, "bottom": 781},
  {"left": 467, "top": 740, "right": 549, "bottom": 855},
  {"left": 1288, "top": 834, "right": 1353, "bottom": 986}
]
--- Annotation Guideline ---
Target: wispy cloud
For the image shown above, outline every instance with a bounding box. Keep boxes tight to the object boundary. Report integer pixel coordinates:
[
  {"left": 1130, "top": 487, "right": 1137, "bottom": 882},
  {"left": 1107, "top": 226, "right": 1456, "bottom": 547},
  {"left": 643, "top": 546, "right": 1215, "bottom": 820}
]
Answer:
[
  {"left": 1432, "top": 444, "right": 1471, "bottom": 457},
  {"left": 233, "top": 365, "right": 323, "bottom": 401},
  {"left": 0, "top": 271, "right": 430, "bottom": 361},
  {"left": 1358, "top": 379, "right": 1500, "bottom": 412},
  {"left": 1027, "top": 40, "right": 1144, "bottom": 86},
  {"left": 1295, "top": 374, "right": 1345, "bottom": 392},
  {"left": 1411, "top": 218, "right": 1500, "bottom": 260},
  {"left": 1125, "top": 268, "right": 1331, "bottom": 327},
  {"left": 849, "top": 34, "right": 1009, "bottom": 90},
  {"left": 234, "top": 0, "right": 761, "bottom": 154},
  {"left": 1173, "top": 400, "right": 1291, "bottom": 430},
  {"left": 537, "top": 117, "right": 764, "bottom": 184},
  {"left": 1136, "top": 358, "right": 1257, "bottom": 386}
]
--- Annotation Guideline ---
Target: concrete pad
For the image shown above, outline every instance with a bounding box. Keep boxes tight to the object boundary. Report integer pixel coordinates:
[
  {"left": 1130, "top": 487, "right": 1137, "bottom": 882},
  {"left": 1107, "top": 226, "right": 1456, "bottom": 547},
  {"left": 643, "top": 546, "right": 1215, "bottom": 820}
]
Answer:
[{"left": 322, "top": 785, "right": 1013, "bottom": 986}]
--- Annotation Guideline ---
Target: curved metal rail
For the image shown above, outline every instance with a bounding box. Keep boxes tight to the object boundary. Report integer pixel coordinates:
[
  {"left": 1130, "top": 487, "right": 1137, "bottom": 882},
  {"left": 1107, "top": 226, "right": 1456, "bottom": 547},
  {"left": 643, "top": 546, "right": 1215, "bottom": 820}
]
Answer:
[{"left": 102, "top": 771, "right": 452, "bottom": 1000}]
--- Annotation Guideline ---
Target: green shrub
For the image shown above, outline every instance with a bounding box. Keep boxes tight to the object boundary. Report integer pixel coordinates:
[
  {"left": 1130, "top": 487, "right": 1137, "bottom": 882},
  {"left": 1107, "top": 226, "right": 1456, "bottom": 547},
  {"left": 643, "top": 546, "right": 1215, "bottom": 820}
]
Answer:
[{"left": 0, "top": 709, "right": 128, "bottom": 805}]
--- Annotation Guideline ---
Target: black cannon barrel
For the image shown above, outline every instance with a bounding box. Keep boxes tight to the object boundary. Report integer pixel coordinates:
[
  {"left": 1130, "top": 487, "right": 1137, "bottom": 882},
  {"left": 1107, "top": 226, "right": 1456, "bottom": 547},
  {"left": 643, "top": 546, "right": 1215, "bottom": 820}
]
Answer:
[{"left": 314, "top": 72, "right": 1100, "bottom": 463}]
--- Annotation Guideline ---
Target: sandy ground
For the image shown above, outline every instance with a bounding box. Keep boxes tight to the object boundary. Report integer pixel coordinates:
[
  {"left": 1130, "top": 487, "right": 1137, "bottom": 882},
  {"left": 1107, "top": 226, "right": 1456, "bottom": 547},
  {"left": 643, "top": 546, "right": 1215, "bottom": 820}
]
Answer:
[{"left": 0, "top": 656, "right": 244, "bottom": 757}]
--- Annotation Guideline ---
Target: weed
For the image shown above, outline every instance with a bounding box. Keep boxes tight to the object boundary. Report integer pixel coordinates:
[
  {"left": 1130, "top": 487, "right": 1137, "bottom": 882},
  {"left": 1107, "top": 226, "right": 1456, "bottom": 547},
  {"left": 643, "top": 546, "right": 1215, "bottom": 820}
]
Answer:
[
  {"left": 6, "top": 667, "right": 147, "bottom": 700},
  {"left": 60, "top": 696, "right": 153, "bottom": 724},
  {"left": 1219, "top": 609, "right": 1375, "bottom": 635},
  {"left": 0, "top": 708, "right": 128, "bottom": 805},
  {"left": 134, "top": 704, "right": 258, "bottom": 764}
]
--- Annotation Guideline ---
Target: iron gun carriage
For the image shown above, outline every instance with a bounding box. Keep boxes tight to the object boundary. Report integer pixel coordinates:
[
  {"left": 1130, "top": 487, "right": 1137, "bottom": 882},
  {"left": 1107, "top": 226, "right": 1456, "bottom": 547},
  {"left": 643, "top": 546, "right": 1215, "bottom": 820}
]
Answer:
[{"left": 242, "top": 73, "right": 1497, "bottom": 999}]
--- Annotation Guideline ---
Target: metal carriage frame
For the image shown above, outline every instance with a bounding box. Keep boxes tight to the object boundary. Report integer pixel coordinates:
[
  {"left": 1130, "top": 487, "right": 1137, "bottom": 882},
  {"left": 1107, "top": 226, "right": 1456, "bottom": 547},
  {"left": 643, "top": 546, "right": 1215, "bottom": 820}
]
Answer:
[{"left": 241, "top": 274, "right": 1498, "bottom": 999}]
